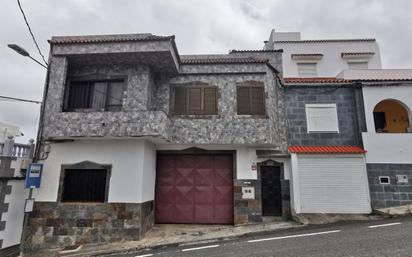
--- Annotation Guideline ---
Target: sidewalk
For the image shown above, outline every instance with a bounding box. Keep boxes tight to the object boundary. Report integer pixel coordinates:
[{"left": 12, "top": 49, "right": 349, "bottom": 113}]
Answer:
[{"left": 55, "top": 221, "right": 301, "bottom": 257}]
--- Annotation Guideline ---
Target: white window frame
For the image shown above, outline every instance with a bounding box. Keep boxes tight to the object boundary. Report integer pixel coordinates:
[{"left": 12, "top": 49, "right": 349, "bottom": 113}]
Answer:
[
  {"left": 348, "top": 61, "right": 369, "bottom": 69},
  {"left": 305, "top": 103, "right": 339, "bottom": 133},
  {"left": 297, "top": 62, "right": 318, "bottom": 77}
]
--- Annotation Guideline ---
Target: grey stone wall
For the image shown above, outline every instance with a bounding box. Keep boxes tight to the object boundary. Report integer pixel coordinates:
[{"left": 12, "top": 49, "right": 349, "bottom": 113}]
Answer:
[
  {"left": 42, "top": 49, "right": 286, "bottom": 149},
  {"left": 285, "top": 86, "right": 363, "bottom": 146},
  {"left": 23, "top": 201, "right": 154, "bottom": 253},
  {"left": 367, "top": 163, "right": 412, "bottom": 209}
]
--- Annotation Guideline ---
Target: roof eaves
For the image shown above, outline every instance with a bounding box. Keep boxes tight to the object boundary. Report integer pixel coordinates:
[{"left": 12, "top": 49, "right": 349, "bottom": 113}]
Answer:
[
  {"left": 275, "top": 38, "right": 376, "bottom": 44},
  {"left": 229, "top": 49, "right": 284, "bottom": 53}
]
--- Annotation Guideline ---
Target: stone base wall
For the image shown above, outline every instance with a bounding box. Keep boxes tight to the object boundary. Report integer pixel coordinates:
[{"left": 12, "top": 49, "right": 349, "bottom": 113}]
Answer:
[
  {"left": 367, "top": 164, "right": 412, "bottom": 209},
  {"left": 23, "top": 201, "right": 154, "bottom": 253}
]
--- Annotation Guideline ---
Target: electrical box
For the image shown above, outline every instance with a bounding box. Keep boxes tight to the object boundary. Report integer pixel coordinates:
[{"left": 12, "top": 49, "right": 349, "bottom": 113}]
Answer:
[
  {"left": 242, "top": 187, "right": 255, "bottom": 199},
  {"left": 396, "top": 175, "right": 409, "bottom": 184}
]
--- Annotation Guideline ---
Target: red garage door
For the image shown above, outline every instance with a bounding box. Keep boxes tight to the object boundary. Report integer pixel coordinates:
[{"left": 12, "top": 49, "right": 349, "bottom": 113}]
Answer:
[{"left": 155, "top": 154, "right": 234, "bottom": 224}]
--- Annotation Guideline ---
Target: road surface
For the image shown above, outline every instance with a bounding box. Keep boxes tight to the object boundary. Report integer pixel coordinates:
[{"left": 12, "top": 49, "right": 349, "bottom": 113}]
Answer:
[{"left": 103, "top": 216, "right": 412, "bottom": 257}]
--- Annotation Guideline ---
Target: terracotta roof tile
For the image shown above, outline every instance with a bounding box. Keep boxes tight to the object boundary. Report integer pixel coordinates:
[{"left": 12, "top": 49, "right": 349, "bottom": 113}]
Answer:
[
  {"left": 49, "top": 34, "right": 174, "bottom": 44},
  {"left": 291, "top": 53, "right": 324, "bottom": 57},
  {"left": 180, "top": 57, "right": 269, "bottom": 65},
  {"left": 284, "top": 77, "right": 353, "bottom": 84},
  {"left": 288, "top": 146, "right": 366, "bottom": 154}
]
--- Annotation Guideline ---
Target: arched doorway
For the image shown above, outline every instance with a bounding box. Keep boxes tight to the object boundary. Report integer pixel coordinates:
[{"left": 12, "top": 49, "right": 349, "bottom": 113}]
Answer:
[{"left": 373, "top": 99, "right": 410, "bottom": 133}]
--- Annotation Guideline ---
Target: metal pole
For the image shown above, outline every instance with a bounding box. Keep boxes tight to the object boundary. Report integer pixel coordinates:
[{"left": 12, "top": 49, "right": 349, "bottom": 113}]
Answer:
[{"left": 27, "top": 55, "right": 47, "bottom": 69}]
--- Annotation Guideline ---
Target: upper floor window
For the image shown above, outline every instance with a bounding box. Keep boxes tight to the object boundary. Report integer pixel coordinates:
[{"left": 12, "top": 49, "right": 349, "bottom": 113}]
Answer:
[
  {"left": 373, "top": 99, "right": 410, "bottom": 133},
  {"left": 348, "top": 61, "right": 368, "bottom": 69},
  {"left": 305, "top": 104, "right": 339, "bottom": 133},
  {"left": 297, "top": 63, "right": 317, "bottom": 77},
  {"left": 64, "top": 80, "right": 124, "bottom": 111},
  {"left": 237, "top": 83, "right": 265, "bottom": 115},
  {"left": 173, "top": 85, "right": 218, "bottom": 115}
]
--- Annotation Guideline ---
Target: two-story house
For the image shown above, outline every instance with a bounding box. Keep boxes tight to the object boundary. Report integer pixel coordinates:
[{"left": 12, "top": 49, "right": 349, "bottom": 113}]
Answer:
[{"left": 24, "top": 34, "right": 290, "bottom": 252}]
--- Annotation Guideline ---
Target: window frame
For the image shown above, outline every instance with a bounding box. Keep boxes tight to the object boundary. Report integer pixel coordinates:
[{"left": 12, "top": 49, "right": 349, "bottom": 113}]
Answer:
[
  {"left": 236, "top": 82, "right": 266, "bottom": 116},
  {"left": 171, "top": 83, "right": 218, "bottom": 116},
  {"left": 297, "top": 62, "right": 318, "bottom": 77},
  {"left": 63, "top": 77, "right": 126, "bottom": 112},
  {"left": 305, "top": 103, "right": 339, "bottom": 133},
  {"left": 58, "top": 161, "right": 111, "bottom": 204}
]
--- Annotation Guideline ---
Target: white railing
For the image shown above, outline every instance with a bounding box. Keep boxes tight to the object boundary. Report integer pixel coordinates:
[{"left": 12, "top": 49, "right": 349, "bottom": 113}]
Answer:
[{"left": 0, "top": 138, "right": 35, "bottom": 158}]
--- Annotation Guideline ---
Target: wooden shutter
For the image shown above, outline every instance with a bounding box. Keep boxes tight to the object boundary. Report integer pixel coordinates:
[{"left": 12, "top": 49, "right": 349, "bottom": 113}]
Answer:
[
  {"left": 174, "top": 87, "right": 187, "bottom": 115},
  {"left": 188, "top": 88, "right": 202, "bottom": 114},
  {"left": 203, "top": 87, "right": 217, "bottom": 114},
  {"left": 251, "top": 87, "right": 265, "bottom": 115},
  {"left": 237, "top": 87, "right": 251, "bottom": 115}
]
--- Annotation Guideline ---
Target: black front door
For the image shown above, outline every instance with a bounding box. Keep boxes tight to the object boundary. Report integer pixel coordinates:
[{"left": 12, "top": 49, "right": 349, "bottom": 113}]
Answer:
[{"left": 261, "top": 165, "right": 282, "bottom": 216}]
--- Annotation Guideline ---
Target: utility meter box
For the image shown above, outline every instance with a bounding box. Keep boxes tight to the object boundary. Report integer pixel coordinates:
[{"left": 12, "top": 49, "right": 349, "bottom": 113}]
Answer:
[
  {"left": 242, "top": 187, "right": 255, "bottom": 199},
  {"left": 396, "top": 175, "right": 409, "bottom": 184}
]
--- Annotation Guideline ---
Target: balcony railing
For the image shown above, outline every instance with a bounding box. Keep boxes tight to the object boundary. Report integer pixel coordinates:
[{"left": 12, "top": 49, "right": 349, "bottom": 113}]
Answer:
[{"left": 0, "top": 138, "right": 35, "bottom": 158}]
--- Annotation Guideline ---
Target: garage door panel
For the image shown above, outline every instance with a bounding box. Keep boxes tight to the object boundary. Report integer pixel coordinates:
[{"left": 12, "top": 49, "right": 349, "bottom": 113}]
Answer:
[
  {"left": 155, "top": 203, "right": 174, "bottom": 223},
  {"left": 195, "top": 205, "right": 214, "bottom": 223},
  {"left": 297, "top": 155, "right": 371, "bottom": 214},
  {"left": 173, "top": 204, "right": 195, "bottom": 223},
  {"left": 213, "top": 205, "right": 233, "bottom": 223},
  {"left": 194, "top": 169, "right": 214, "bottom": 186},
  {"left": 174, "top": 186, "right": 195, "bottom": 204},
  {"left": 195, "top": 187, "right": 214, "bottom": 204},
  {"left": 175, "top": 169, "right": 195, "bottom": 186},
  {"left": 155, "top": 154, "right": 233, "bottom": 224},
  {"left": 214, "top": 186, "right": 233, "bottom": 204}
]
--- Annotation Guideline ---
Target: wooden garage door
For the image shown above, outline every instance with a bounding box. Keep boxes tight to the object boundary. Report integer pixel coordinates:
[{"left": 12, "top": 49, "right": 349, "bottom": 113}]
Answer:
[{"left": 155, "top": 154, "right": 234, "bottom": 224}]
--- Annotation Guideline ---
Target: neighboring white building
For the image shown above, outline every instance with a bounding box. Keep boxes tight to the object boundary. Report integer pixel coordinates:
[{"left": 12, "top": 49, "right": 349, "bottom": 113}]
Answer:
[
  {"left": 0, "top": 123, "right": 23, "bottom": 143},
  {"left": 338, "top": 69, "right": 412, "bottom": 209},
  {"left": 264, "top": 29, "right": 382, "bottom": 77}
]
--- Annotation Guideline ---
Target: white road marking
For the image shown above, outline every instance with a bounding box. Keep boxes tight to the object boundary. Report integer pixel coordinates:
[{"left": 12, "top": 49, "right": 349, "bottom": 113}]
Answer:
[
  {"left": 181, "top": 244, "right": 220, "bottom": 252},
  {"left": 368, "top": 222, "right": 401, "bottom": 228},
  {"left": 134, "top": 254, "right": 153, "bottom": 257},
  {"left": 247, "top": 230, "right": 341, "bottom": 243}
]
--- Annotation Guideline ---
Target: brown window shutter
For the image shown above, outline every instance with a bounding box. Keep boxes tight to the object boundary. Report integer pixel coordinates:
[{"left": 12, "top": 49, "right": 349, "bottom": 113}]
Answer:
[
  {"left": 237, "top": 87, "right": 251, "bottom": 115},
  {"left": 251, "top": 87, "right": 265, "bottom": 115},
  {"left": 203, "top": 87, "right": 217, "bottom": 114},
  {"left": 174, "top": 87, "right": 187, "bottom": 114},
  {"left": 188, "top": 88, "right": 202, "bottom": 114}
]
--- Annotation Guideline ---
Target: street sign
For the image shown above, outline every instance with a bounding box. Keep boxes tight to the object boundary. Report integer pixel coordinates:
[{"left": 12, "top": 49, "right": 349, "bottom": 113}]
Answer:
[{"left": 24, "top": 163, "right": 43, "bottom": 189}]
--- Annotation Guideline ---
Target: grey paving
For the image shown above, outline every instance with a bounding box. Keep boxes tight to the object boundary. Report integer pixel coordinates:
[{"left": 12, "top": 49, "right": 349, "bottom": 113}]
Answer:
[{"left": 104, "top": 216, "right": 412, "bottom": 257}]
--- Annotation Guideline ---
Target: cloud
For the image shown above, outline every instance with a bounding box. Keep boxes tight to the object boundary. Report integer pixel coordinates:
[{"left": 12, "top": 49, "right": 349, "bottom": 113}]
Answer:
[{"left": 1, "top": 0, "right": 411, "bottom": 143}]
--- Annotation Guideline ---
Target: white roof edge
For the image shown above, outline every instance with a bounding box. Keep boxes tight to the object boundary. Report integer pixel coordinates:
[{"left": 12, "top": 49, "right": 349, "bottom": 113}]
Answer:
[{"left": 337, "top": 69, "right": 412, "bottom": 80}]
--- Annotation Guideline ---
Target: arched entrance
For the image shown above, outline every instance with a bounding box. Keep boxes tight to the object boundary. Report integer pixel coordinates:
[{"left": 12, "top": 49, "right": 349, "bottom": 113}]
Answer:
[{"left": 373, "top": 99, "right": 410, "bottom": 133}]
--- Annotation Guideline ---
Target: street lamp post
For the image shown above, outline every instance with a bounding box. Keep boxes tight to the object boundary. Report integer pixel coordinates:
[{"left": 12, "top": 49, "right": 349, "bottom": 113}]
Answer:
[{"left": 8, "top": 44, "right": 48, "bottom": 69}]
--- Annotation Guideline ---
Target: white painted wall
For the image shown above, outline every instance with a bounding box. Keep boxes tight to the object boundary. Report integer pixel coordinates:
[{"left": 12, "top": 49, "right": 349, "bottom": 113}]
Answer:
[
  {"left": 291, "top": 154, "right": 371, "bottom": 214},
  {"left": 0, "top": 181, "right": 29, "bottom": 248},
  {"left": 34, "top": 139, "right": 156, "bottom": 203},
  {"left": 362, "top": 85, "right": 412, "bottom": 164},
  {"left": 274, "top": 41, "right": 382, "bottom": 77},
  {"left": 141, "top": 141, "right": 156, "bottom": 202},
  {"left": 236, "top": 148, "right": 291, "bottom": 180},
  {"left": 155, "top": 144, "right": 291, "bottom": 180}
]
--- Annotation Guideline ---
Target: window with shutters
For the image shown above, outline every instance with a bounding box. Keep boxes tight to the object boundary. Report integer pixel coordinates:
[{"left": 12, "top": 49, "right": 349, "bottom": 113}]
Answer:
[
  {"left": 305, "top": 104, "right": 339, "bottom": 133},
  {"left": 237, "top": 84, "right": 265, "bottom": 115},
  {"left": 61, "top": 169, "right": 108, "bottom": 202},
  {"left": 297, "top": 63, "right": 317, "bottom": 77},
  {"left": 64, "top": 80, "right": 124, "bottom": 112},
  {"left": 173, "top": 85, "right": 218, "bottom": 115}
]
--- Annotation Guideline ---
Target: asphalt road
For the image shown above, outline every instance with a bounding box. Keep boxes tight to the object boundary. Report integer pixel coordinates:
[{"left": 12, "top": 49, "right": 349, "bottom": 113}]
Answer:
[{"left": 105, "top": 216, "right": 412, "bottom": 257}]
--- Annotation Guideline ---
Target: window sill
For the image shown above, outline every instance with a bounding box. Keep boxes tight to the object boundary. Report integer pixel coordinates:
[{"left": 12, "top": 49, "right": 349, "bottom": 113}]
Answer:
[
  {"left": 307, "top": 131, "right": 339, "bottom": 134},
  {"left": 62, "top": 108, "right": 122, "bottom": 113},
  {"left": 235, "top": 114, "right": 269, "bottom": 119},
  {"left": 171, "top": 114, "right": 220, "bottom": 119}
]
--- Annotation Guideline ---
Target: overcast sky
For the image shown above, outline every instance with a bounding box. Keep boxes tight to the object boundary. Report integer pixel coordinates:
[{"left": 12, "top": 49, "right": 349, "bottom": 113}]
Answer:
[{"left": 1, "top": 0, "right": 412, "bottom": 142}]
